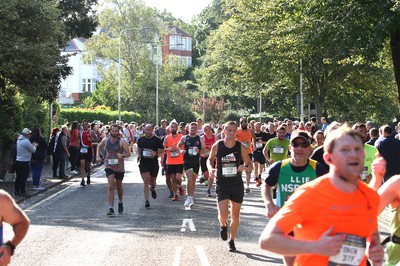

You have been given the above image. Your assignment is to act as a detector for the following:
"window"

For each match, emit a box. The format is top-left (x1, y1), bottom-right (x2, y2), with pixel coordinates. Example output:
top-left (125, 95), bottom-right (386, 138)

top-left (82, 78), bottom-right (96, 92)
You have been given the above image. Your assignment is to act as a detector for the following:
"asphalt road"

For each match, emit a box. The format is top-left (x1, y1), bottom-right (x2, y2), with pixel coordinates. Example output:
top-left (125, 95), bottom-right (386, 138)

top-left (4, 156), bottom-right (283, 266)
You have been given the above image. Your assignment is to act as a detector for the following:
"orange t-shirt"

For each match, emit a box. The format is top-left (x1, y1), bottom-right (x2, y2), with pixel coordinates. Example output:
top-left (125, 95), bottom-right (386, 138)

top-left (236, 128), bottom-right (253, 154)
top-left (274, 176), bottom-right (379, 266)
top-left (164, 134), bottom-right (183, 165)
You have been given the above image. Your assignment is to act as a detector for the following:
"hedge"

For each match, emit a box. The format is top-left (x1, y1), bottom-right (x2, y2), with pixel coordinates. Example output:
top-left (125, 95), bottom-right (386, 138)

top-left (59, 108), bottom-right (141, 125)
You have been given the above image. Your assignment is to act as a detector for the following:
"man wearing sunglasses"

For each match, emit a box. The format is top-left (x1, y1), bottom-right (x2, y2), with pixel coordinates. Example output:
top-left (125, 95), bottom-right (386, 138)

top-left (261, 131), bottom-right (328, 265)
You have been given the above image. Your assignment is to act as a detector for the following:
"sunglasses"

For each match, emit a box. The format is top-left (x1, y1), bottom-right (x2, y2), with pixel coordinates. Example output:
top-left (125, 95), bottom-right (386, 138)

top-left (291, 142), bottom-right (309, 148)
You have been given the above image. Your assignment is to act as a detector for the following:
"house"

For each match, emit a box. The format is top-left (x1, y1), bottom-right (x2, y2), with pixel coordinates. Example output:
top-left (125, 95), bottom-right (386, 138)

top-left (162, 25), bottom-right (192, 67)
top-left (58, 25), bottom-right (192, 105)
top-left (59, 37), bottom-right (99, 105)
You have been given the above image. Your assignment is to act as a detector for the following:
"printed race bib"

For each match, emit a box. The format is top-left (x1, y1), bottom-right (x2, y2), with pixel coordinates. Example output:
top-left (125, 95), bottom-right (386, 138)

top-left (108, 159), bottom-right (118, 165)
top-left (222, 162), bottom-right (237, 177)
top-left (80, 147), bottom-right (88, 154)
top-left (143, 148), bottom-right (153, 158)
top-left (188, 146), bottom-right (198, 155)
top-left (273, 146), bottom-right (284, 154)
top-left (328, 234), bottom-right (366, 266)
top-left (170, 150), bottom-right (180, 158)
top-left (256, 142), bottom-right (263, 149)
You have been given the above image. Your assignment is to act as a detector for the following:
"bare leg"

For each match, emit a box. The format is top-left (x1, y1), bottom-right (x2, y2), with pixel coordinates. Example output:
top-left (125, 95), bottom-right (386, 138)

top-left (141, 172), bottom-right (151, 200)
top-left (115, 179), bottom-right (123, 202)
top-left (230, 201), bottom-right (242, 240)
top-left (107, 175), bottom-right (115, 207)
top-left (217, 199), bottom-right (229, 227)
top-left (186, 170), bottom-right (197, 197)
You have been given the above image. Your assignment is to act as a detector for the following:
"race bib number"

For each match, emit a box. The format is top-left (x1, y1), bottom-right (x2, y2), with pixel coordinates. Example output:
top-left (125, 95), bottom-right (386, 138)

top-left (242, 141), bottom-right (249, 148)
top-left (188, 146), bottom-right (198, 155)
top-left (108, 159), bottom-right (118, 165)
top-left (222, 162), bottom-right (237, 177)
top-left (80, 147), bottom-right (88, 154)
top-left (328, 234), bottom-right (366, 266)
top-left (273, 146), bottom-right (284, 154)
top-left (256, 142), bottom-right (263, 149)
top-left (143, 148), bottom-right (153, 158)
top-left (170, 150), bottom-right (180, 158)
top-left (360, 167), bottom-right (369, 182)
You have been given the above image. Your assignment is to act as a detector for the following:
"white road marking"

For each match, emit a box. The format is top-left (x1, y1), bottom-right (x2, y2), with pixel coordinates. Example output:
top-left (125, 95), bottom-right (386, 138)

top-left (173, 246), bottom-right (183, 266)
top-left (195, 245), bottom-right (210, 266)
top-left (180, 218), bottom-right (197, 232)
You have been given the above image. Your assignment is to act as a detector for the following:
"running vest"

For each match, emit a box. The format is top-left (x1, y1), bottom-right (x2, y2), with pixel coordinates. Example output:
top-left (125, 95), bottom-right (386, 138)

top-left (237, 128), bottom-right (253, 154)
top-left (183, 135), bottom-right (201, 163)
top-left (216, 140), bottom-right (242, 185)
top-left (204, 134), bottom-right (216, 157)
top-left (80, 129), bottom-right (92, 147)
top-left (165, 134), bottom-right (183, 165)
top-left (386, 206), bottom-right (400, 265)
top-left (276, 159), bottom-right (317, 207)
top-left (104, 137), bottom-right (124, 172)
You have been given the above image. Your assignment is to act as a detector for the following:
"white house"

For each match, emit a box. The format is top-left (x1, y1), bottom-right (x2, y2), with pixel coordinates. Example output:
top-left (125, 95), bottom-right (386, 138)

top-left (59, 37), bottom-right (99, 104)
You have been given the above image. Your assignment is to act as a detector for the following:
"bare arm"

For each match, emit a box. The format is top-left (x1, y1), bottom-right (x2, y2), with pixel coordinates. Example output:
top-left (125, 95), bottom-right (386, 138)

top-left (96, 138), bottom-right (107, 161)
top-left (207, 142), bottom-right (218, 178)
top-left (261, 182), bottom-right (280, 218)
top-left (120, 139), bottom-right (131, 158)
top-left (238, 144), bottom-right (253, 172)
top-left (0, 190), bottom-right (30, 264)
top-left (377, 175), bottom-right (400, 213)
top-left (259, 222), bottom-right (345, 257)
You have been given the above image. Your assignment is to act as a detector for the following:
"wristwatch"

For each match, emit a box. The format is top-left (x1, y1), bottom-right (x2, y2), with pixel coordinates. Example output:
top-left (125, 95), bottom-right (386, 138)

top-left (5, 241), bottom-right (15, 256)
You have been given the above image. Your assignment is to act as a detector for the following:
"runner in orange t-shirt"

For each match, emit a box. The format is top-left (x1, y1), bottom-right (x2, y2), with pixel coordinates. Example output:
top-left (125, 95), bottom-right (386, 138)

top-left (259, 125), bottom-right (384, 266)
top-left (236, 117), bottom-right (256, 193)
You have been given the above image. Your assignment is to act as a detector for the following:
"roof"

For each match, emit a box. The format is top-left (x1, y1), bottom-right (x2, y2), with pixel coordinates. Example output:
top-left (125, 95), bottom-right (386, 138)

top-left (167, 25), bottom-right (191, 38)
top-left (62, 38), bottom-right (87, 52)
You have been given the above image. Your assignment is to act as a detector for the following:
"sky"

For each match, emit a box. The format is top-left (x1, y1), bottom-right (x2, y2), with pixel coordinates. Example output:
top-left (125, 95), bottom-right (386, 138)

top-left (143, 0), bottom-right (212, 22)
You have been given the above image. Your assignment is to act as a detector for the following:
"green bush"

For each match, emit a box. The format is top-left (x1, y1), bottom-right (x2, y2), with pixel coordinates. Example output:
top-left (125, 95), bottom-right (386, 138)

top-left (59, 108), bottom-right (141, 125)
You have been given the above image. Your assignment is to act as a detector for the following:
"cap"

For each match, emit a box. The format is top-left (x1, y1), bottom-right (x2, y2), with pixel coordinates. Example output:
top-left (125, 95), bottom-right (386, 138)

top-left (290, 131), bottom-right (312, 145)
top-left (22, 128), bottom-right (31, 134)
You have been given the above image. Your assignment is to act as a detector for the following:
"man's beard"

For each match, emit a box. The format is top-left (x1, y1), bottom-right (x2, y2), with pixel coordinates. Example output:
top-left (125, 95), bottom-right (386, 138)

top-left (241, 125), bottom-right (247, 130)
top-left (171, 129), bottom-right (177, 135)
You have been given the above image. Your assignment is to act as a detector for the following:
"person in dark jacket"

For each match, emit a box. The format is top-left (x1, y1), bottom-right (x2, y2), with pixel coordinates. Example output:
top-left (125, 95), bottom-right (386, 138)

top-left (30, 127), bottom-right (48, 190)
top-left (54, 125), bottom-right (70, 178)
top-left (49, 127), bottom-right (60, 178)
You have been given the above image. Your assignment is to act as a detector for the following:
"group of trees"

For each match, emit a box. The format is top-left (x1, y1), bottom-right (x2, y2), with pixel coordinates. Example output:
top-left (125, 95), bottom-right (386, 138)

top-left (0, 0), bottom-right (97, 176)
top-left (193, 0), bottom-right (400, 125)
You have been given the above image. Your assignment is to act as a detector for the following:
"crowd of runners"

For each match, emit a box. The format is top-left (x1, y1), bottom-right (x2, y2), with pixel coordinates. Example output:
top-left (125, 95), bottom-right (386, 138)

top-left (3, 116), bottom-right (400, 265)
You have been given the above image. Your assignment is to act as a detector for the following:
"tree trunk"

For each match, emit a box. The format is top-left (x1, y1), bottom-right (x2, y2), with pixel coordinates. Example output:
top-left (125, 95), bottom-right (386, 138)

top-left (390, 28), bottom-right (400, 104)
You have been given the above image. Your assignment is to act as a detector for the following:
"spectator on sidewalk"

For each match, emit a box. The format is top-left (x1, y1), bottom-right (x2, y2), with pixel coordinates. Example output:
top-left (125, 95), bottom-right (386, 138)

top-left (15, 128), bottom-right (37, 196)
top-left (30, 127), bottom-right (48, 190)
top-left (68, 121), bottom-right (80, 174)
top-left (54, 125), bottom-right (70, 178)
top-left (48, 127), bottom-right (60, 178)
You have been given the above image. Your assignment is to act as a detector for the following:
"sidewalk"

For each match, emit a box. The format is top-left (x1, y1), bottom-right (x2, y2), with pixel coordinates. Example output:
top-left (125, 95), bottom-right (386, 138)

top-left (0, 160), bottom-right (103, 204)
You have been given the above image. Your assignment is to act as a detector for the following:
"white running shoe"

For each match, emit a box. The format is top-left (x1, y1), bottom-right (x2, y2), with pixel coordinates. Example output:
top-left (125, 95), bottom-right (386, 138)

top-left (184, 198), bottom-right (191, 208)
top-left (189, 198), bottom-right (195, 207)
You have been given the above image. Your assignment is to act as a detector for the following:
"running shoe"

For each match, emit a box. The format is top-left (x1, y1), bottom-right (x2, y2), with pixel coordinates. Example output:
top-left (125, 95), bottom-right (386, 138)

top-left (206, 189), bottom-right (211, 197)
top-left (220, 225), bottom-right (228, 241)
top-left (204, 180), bottom-right (208, 186)
top-left (184, 198), bottom-right (191, 208)
top-left (118, 202), bottom-right (124, 214)
top-left (179, 186), bottom-right (184, 196)
top-left (228, 239), bottom-right (236, 252)
top-left (107, 208), bottom-right (115, 216)
top-left (145, 200), bottom-right (150, 208)
top-left (256, 177), bottom-right (262, 187)
top-left (172, 195), bottom-right (179, 201)
top-left (80, 179), bottom-right (86, 186)
top-left (87, 175), bottom-right (91, 185)
top-left (245, 188), bottom-right (250, 193)
top-left (150, 187), bottom-right (157, 199)
top-left (168, 191), bottom-right (174, 198)
top-left (189, 198), bottom-right (195, 207)
top-left (199, 177), bottom-right (206, 184)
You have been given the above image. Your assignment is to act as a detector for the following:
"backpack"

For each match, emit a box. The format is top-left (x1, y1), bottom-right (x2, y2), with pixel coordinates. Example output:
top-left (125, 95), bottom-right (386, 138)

top-left (47, 136), bottom-right (56, 155)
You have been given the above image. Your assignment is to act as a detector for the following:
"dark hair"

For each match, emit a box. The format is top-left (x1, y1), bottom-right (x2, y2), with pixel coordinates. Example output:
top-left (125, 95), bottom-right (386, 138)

top-left (71, 121), bottom-right (79, 130)
top-left (32, 126), bottom-right (41, 137)
top-left (50, 127), bottom-right (60, 137)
